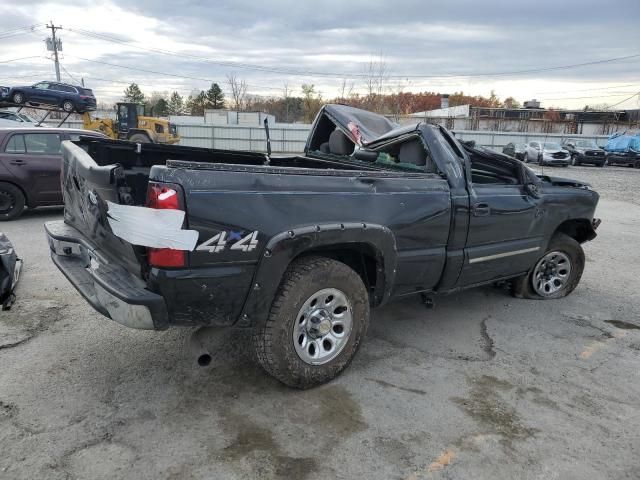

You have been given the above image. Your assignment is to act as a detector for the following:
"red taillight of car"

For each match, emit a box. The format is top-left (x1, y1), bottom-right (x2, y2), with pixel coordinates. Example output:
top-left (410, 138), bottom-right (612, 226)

top-left (146, 183), bottom-right (186, 268)
top-left (79, 95), bottom-right (93, 100)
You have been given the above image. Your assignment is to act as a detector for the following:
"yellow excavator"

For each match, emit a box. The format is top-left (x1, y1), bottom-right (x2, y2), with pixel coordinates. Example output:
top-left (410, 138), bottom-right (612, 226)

top-left (82, 102), bottom-right (180, 144)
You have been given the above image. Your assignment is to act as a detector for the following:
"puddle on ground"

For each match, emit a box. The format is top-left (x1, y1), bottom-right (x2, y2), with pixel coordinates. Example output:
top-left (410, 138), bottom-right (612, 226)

top-left (605, 320), bottom-right (640, 330)
top-left (452, 376), bottom-right (537, 450)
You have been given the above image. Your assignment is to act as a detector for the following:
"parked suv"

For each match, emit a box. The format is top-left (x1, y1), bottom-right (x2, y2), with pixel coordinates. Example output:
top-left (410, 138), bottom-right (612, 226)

top-left (561, 138), bottom-right (606, 167)
top-left (523, 141), bottom-right (570, 166)
top-left (3, 82), bottom-right (97, 113)
top-left (0, 127), bottom-right (105, 220)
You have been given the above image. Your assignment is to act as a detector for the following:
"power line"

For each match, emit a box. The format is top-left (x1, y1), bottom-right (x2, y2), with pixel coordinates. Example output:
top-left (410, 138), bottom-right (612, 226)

top-left (608, 91), bottom-right (640, 108)
top-left (535, 83), bottom-right (640, 95)
top-left (66, 55), bottom-right (292, 92)
top-left (67, 26), bottom-right (640, 79)
top-left (0, 24), bottom-right (44, 40)
top-left (59, 63), bottom-right (80, 84)
top-left (539, 92), bottom-right (640, 101)
top-left (0, 55), bottom-right (44, 64)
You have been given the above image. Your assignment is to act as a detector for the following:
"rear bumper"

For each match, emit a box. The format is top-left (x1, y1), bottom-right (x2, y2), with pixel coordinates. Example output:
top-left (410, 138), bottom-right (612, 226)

top-left (45, 220), bottom-right (168, 330)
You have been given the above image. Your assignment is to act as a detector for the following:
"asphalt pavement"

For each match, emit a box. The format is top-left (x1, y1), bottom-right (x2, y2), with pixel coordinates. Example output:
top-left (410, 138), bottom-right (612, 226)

top-left (1, 164), bottom-right (639, 479)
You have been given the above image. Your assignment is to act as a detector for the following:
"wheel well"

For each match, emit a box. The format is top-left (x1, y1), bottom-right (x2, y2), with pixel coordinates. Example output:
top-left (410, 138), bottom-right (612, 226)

top-left (554, 219), bottom-right (596, 244)
top-left (296, 243), bottom-right (381, 304)
top-left (0, 180), bottom-right (29, 206)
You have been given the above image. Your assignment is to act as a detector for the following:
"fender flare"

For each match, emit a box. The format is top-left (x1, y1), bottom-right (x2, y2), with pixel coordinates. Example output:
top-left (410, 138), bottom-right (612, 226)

top-left (237, 222), bottom-right (397, 327)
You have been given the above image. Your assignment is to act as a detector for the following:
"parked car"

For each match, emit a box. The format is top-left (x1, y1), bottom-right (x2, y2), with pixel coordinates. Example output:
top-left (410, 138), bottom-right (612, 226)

top-left (604, 132), bottom-right (640, 168)
top-left (0, 127), bottom-right (106, 220)
top-left (523, 141), bottom-right (570, 166)
top-left (2, 81), bottom-right (97, 113)
top-left (561, 138), bottom-right (606, 167)
top-left (0, 110), bottom-right (41, 125)
top-left (46, 104), bottom-right (600, 388)
top-left (502, 142), bottom-right (527, 160)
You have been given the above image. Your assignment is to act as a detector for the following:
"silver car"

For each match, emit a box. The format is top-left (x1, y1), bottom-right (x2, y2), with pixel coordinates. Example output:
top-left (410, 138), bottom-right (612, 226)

top-left (523, 141), bottom-right (570, 167)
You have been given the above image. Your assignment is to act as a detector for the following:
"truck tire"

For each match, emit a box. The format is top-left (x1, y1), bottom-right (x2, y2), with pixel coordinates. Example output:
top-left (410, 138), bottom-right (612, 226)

top-left (128, 133), bottom-right (151, 143)
top-left (511, 233), bottom-right (584, 300)
top-left (253, 256), bottom-right (369, 389)
top-left (0, 182), bottom-right (26, 221)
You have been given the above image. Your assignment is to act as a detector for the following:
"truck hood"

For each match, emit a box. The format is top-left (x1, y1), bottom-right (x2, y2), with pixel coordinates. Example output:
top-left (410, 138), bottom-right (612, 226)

top-left (305, 104), bottom-right (398, 154)
top-left (537, 174), bottom-right (591, 189)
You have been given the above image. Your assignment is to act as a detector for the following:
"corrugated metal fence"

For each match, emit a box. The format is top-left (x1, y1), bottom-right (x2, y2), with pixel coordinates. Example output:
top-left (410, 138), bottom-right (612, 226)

top-left (61, 119), bottom-right (610, 153)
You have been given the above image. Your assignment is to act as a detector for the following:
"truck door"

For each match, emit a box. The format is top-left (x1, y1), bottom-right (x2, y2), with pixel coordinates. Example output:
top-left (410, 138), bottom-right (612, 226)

top-left (457, 152), bottom-right (545, 286)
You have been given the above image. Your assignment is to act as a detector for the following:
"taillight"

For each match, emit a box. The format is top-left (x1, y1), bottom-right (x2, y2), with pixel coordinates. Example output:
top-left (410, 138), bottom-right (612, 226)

top-left (146, 183), bottom-right (186, 268)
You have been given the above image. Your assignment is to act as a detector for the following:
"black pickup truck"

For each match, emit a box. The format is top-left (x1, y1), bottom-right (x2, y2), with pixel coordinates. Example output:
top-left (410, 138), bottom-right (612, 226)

top-left (45, 105), bottom-right (600, 388)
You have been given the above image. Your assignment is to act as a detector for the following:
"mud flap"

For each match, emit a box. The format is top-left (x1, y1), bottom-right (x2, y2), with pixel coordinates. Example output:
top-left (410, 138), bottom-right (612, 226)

top-left (0, 233), bottom-right (22, 310)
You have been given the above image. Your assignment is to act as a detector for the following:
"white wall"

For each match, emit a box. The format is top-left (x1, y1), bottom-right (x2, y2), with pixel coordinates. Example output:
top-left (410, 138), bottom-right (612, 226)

top-left (59, 119), bottom-right (610, 153)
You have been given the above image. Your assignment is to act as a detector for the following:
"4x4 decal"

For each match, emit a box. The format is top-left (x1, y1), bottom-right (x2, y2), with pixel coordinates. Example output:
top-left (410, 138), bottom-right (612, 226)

top-left (196, 231), bottom-right (259, 253)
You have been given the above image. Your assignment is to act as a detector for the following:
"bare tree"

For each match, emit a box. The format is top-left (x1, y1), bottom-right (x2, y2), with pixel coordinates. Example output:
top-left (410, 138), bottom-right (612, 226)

top-left (226, 74), bottom-right (248, 111)
top-left (338, 78), bottom-right (355, 103)
top-left (363, 55), bottom-right (388, 112)
top-left (283, 83), bottom-right (290, 123)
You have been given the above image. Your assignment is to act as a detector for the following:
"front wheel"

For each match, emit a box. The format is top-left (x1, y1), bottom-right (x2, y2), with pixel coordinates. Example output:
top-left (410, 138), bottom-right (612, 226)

top-left (253, 256), bottom-right (370, 388)
top-left (571, 155), bottom-right (580, 166)
top-left (512, 233), bottom-right (585, 300)
top-left (11, 92), bottom-right (24, 104)
top-left (128, 133), bottom-right (151, 143)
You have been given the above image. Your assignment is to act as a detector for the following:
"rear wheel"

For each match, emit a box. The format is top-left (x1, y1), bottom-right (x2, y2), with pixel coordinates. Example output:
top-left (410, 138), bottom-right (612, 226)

top-left (512, 233), bottom-right (584, 300)
top-left (253, 256), bottom-right (370, 388)
top-left (0, 182), bottom-right (26, 221)
top-left (62, 100), bottom-right (75, 112)
top-left (128, 133), bottom-right (151, 143)
top-left (11, 92), bottom-right (24, 104)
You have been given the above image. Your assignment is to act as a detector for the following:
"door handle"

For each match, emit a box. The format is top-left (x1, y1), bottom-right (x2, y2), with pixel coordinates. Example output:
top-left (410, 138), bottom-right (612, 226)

top-left (9, 160), bottom-right (26, 165)
top-left (473, 202), bottom-right (491, 217)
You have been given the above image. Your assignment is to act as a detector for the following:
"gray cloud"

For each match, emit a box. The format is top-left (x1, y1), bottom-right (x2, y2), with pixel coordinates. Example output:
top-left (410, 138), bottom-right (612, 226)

top-left (1, 0), bottom-right (639, 106)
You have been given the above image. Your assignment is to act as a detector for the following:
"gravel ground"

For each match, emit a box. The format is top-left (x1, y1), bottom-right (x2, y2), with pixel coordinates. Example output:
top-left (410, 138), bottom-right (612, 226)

top-left (1, 164), bottom-right (639, 480)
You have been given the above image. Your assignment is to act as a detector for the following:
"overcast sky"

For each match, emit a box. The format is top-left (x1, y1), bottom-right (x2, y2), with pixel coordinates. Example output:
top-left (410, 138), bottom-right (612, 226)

top-left (1, 0), bottom-right (639, 110)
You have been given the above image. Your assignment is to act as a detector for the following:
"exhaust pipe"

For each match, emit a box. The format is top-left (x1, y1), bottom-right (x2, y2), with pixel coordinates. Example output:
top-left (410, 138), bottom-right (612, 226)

top-left (189, 327), bottom-right (219, 367)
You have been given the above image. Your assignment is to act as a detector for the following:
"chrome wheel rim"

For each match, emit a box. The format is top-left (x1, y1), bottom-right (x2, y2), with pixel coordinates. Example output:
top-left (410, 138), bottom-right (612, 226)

top-left (63, 101), bottom-right (73, 112)
top-left (293, 288), bottom-right (353, 365)
top-left (532, 251), bottom-right (572, 296)
top-left (13, 93), bottom-right (23, 103)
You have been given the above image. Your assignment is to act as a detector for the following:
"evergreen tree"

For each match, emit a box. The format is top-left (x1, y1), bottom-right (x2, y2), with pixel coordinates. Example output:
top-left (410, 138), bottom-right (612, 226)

top-left (154, 97), bottom-right (169, 117)
top-left (191, 91), bottom-right (208, 115)
top-left (167, 91), bottom-right (184, 115)
top-left (206, 83), bottom-right (225, 109)
top-left (123, 83), bottom-right (145, 104)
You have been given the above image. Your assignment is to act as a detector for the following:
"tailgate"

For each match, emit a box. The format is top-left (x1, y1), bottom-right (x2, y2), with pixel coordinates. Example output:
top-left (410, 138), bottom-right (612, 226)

top-left (60, 140), bottom-right (144, 275)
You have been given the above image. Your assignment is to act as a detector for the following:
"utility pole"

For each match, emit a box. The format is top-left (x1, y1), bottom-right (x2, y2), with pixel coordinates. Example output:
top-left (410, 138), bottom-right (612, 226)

top-left (46, 21), bottom-right (62, 82)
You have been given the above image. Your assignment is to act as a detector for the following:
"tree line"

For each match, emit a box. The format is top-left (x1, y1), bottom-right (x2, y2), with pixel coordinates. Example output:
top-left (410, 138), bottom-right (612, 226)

top-left (122, 82), bottom-right (225, 117)
top-left (121, 78), bottom-right (523, 122)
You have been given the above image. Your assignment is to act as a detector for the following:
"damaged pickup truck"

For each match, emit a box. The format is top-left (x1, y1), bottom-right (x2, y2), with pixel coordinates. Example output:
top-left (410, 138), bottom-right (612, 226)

top-left (45, 105), bottom-right (600, 388)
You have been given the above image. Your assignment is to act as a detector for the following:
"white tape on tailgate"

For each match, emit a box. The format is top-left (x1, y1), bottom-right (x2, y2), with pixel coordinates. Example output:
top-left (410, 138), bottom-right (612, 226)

top-left (106, 201), bottom-right (199, 251)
